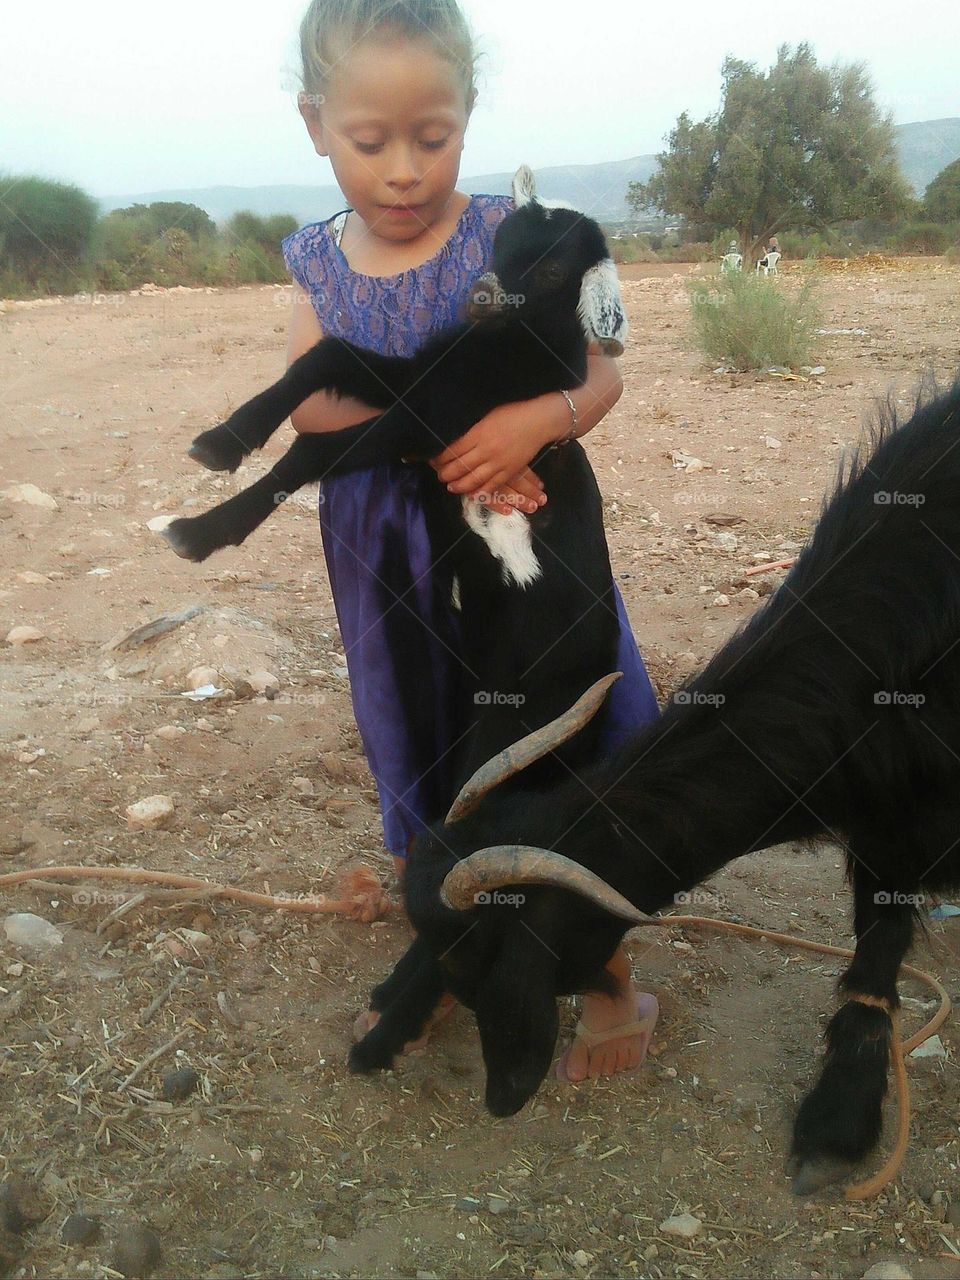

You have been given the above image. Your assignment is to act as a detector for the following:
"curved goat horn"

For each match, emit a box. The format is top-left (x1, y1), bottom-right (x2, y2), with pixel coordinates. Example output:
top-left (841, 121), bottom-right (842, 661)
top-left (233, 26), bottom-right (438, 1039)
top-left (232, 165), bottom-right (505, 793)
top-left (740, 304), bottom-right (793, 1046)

top-left (445, 672), bottom-right (623, 825)
top-left (440, 845), bottom-right (658, 926)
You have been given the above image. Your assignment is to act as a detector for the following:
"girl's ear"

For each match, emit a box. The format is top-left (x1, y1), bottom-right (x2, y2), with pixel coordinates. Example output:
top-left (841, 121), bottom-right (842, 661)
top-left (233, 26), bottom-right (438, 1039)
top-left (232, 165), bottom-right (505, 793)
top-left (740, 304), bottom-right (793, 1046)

top-left (298, 96), bottom-right (329, 157)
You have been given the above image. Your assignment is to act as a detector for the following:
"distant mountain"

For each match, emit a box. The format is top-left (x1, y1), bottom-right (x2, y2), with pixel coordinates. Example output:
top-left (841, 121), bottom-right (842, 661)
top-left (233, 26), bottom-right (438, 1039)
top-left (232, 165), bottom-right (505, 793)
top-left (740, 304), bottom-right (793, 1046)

top-left (97, 155), bottom-right (660, 229)
top-left (97, 117), bottom-right (960, 227)
top-left (895, 119), bottom-right (960, 195)
top-left (461, 156), bottom-right (660, 222)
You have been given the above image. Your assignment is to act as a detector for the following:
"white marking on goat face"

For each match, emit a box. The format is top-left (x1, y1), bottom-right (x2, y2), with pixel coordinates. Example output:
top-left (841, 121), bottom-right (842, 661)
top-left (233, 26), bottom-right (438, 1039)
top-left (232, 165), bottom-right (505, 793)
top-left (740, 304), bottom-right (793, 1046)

top-left (462, 498), bottom-right (542, 588)
top-left (512, 164), bottom-right (538, 208)
top-left (578, 259), bottom-right (629, 356)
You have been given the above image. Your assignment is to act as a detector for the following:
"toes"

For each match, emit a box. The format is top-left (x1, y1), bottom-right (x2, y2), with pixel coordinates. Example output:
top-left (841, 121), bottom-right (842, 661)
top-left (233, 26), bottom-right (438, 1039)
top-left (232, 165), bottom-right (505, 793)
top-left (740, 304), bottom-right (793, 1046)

top-left (556, 1040), bottom-right (588, 1082)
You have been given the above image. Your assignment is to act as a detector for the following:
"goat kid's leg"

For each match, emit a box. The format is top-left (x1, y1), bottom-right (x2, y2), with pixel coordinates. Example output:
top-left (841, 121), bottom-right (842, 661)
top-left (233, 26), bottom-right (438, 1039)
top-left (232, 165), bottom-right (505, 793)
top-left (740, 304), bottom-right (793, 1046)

top-left (188, 338), bottom-right (405, 473)
top-left (163, 431), bottom-right (327, 561)
top-left (349, 939), bottom-right (448, 1074)
top-left (165, 404), bottom-right (453, 561)
top-left (788, 866), bottom-right (914, 1195)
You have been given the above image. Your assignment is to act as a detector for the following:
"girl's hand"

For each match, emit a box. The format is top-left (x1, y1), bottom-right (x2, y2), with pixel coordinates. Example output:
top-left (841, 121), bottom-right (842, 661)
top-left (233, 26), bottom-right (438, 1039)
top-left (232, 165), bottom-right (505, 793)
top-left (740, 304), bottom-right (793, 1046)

top-left (430, 398), bottom-right (566, 514)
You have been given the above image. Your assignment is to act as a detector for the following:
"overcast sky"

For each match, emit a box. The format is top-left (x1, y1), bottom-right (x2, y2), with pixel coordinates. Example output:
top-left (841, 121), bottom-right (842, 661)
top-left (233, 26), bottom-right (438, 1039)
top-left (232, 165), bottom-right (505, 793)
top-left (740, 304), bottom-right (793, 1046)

top-left (2, 0), bottom-right (957, 198)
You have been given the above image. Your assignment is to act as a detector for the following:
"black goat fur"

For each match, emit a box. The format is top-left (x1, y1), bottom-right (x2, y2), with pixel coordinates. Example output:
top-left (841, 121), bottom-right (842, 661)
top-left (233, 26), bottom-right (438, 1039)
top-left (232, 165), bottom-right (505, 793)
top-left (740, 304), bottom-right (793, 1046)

top-left (353, 378), bottom-right (960, 1195)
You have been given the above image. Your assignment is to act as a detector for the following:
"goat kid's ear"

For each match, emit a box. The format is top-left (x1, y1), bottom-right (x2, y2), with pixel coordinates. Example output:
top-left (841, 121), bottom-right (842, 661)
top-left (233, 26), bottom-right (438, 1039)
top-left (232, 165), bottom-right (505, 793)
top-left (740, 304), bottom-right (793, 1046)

top-left (512, 164), bottom-right (538, 207)
top-left (578, 259), bottom-right (629, 357)
top-left (473, 925), bottom-right (559, 1118)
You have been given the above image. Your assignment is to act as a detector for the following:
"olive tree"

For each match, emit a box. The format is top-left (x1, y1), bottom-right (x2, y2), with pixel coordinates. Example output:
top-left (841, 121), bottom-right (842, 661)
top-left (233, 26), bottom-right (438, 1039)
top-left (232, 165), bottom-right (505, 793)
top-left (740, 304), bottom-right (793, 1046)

top-left (632, 44), bottom-right (911, 265)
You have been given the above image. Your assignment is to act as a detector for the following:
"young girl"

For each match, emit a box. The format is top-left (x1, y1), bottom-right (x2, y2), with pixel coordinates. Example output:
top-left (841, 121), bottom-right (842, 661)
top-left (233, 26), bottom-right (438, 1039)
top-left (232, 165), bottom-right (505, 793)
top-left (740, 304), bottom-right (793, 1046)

top-left (283, 0), bottom-right (660, 1083)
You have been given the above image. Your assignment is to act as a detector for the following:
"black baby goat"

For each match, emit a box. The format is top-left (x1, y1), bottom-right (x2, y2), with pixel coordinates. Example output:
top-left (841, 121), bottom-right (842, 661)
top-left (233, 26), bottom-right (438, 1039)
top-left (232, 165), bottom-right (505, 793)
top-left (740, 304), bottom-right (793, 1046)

top-left (353, 379), bottom-right (960, 1197)
top-left (163, 165), bottom-right (628, 786)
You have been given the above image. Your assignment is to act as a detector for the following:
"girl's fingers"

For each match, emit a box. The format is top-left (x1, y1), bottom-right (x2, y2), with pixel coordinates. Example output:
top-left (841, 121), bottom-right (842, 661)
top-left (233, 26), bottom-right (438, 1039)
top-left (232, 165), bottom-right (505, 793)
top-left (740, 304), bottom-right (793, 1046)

top-left (478, 485), bottom-right (538, 517)
top-left (435, 450), bottom-right (483, 484)
top-left (431, 430), bottom-right (481, 469)
top-left (447, 463), bottom-right (499, 494)
top-left (508, 468), bottom-right (546, 505)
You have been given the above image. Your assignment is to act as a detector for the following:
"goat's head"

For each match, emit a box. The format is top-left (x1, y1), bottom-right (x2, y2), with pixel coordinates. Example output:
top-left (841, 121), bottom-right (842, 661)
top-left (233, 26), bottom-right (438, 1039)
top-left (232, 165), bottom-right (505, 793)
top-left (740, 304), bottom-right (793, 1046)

top-left (405, 675), bottom-right (656, 1116)
top-left (467, 165), bottom-right (628, 357)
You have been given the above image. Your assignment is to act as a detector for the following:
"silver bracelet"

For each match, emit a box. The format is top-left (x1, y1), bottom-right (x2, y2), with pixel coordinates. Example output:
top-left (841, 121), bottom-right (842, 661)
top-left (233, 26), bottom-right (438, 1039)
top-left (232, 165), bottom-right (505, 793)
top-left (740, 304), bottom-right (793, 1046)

top-left (556, 390), bottom-right (578, 447)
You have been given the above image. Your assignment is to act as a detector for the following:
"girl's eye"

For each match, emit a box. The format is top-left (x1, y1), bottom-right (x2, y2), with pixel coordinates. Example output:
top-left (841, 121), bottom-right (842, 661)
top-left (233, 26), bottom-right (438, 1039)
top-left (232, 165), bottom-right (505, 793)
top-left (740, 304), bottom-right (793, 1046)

top-left (422, 137), bottom-right (450, 151)
top-left (354, 142), bottom-right (383, 155)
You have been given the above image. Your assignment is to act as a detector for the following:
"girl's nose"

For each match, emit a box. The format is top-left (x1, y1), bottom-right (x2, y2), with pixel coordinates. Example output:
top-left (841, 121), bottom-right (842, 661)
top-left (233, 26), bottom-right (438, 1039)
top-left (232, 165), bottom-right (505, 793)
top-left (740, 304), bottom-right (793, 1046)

top-left (386, 143), bottom-right (421, 190)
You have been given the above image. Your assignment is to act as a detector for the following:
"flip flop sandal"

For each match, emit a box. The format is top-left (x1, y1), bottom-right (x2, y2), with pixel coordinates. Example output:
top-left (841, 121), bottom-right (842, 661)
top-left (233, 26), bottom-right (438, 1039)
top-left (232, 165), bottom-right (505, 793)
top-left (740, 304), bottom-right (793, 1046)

top-left (556, 992), bottom-right (659, 1082)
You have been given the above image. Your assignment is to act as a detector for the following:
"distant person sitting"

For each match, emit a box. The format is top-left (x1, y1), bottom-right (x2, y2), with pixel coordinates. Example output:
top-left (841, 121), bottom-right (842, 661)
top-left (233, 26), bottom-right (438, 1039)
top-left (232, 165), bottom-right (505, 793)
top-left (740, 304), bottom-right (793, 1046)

top-left (757, 235), bottom-right (781, 275)
top-left (720, 240), bottom-right (742, 273)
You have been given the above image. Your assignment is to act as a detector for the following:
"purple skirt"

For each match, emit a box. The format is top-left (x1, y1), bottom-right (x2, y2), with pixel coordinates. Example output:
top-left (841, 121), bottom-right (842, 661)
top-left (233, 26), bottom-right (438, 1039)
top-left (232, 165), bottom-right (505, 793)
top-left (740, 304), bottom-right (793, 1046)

top-left (319, 464), bottom-right (660, 856)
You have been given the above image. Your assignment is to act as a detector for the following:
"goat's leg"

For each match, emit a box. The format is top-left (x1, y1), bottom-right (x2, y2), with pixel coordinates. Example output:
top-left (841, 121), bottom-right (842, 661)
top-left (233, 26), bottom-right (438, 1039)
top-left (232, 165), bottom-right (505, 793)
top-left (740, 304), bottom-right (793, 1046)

top-left (788, 858), bottom-right (915, 1195)
top-left (189, 338), bottom-right (409, 473)
top-left (348, 938), bottom-right (448, 1073)
top-left (164, 402), bottom-right (446, 562)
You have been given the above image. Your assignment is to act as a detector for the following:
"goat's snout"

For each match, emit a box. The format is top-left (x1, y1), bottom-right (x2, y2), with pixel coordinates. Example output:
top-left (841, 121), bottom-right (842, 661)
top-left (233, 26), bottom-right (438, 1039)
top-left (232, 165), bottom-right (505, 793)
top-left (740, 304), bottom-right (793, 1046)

top-left (485, 1071), bottom-right (541, 1118)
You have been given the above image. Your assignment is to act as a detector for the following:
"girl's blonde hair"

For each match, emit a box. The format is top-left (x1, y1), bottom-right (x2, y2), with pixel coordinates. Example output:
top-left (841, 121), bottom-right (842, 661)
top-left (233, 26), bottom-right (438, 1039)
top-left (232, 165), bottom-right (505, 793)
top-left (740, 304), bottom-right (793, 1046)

top-left (299, 0), bottom-right (479, 106)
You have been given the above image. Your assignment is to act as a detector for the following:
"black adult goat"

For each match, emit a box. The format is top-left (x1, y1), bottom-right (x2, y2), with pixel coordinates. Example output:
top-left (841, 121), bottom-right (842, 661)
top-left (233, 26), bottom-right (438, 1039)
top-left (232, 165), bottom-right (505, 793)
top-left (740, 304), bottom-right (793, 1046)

top-left (161, 163), bottom-right (630, 815)
top-left (353, 380), bottom-right (960, 1196)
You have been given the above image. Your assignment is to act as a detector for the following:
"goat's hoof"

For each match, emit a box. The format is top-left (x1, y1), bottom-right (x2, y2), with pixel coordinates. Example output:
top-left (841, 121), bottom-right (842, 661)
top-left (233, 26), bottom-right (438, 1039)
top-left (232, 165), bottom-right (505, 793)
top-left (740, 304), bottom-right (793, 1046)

top-left (347, 1038), bottom-right (395, 1075)
top-left (160, 518), bottom-right (213, 563)
top-left (786, 1153), bottom-right (858, 1196)
top-left (188, 429), bottom-right (244, 473)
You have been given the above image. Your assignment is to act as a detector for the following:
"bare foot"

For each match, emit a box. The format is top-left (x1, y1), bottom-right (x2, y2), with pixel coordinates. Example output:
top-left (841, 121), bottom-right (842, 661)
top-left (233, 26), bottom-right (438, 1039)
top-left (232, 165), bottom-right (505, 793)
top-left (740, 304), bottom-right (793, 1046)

top-left (556, 946), bottom-right (659, 1081)
top-left (352, 992), bottom-right (457, 1054)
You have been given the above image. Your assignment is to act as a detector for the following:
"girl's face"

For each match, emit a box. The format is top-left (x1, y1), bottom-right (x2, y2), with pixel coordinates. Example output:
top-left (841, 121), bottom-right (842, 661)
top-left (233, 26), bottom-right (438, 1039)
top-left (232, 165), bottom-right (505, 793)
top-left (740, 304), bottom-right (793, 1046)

top-left (302, 35), bottom-right (473, 243)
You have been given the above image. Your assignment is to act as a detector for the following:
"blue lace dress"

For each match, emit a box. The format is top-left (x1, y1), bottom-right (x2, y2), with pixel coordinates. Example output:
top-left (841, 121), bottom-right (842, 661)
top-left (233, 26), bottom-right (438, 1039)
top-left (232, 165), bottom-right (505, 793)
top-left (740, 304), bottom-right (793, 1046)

top-left (282, 195), bottom-right (659, 855)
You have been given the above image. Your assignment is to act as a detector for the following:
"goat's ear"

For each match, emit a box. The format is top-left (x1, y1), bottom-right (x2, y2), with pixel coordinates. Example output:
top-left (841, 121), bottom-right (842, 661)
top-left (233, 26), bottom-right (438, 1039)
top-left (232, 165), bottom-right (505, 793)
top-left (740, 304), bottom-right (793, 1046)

top-left (473, 923), bottom-right (559, 1117)
top-left (578, 259), bottom-right (629, 357)
top-left (512, 165), bottom-right (538, 207)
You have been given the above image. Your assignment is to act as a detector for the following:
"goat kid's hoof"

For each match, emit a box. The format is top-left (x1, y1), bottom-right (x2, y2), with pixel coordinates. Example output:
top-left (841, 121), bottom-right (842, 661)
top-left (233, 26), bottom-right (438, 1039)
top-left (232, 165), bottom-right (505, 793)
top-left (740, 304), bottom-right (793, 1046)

top-left (160, 518), bottom-right (215, 563)
top-left (188, 428), bottom-right (245, 473)
top-left (786, 1152), bottom-right (859, 1196)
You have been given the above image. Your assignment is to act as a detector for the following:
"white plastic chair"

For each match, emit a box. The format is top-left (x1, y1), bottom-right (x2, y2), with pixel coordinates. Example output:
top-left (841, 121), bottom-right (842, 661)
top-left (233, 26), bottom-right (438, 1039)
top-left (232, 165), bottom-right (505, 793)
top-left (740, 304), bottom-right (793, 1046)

top-left (720, 251), bottom-right (742, 274)
top-left (757, 250), bottom-right (781, 276)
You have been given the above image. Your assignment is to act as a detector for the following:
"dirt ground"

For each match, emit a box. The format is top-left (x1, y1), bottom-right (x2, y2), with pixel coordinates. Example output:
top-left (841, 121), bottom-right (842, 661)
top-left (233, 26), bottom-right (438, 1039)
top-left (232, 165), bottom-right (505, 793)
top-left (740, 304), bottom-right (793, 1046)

top-left (3, 257), bottom-right (960, 1280)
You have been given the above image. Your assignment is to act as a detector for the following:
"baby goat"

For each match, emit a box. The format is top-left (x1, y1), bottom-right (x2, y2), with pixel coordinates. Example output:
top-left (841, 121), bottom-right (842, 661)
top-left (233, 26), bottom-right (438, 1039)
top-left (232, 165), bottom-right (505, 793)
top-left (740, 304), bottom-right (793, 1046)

top-left (163, 165), bottom-right (630, 806)
top-left (353, 379), bottom-right (960, 1197)
top-left (162, 164), bottom-right (625, 572)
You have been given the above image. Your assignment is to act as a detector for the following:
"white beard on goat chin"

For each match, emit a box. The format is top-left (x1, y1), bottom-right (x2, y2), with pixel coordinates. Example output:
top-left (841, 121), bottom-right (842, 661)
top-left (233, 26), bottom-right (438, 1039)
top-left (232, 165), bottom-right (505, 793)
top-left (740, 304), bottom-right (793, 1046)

top-left (462, 498), bottom-right (543, 588)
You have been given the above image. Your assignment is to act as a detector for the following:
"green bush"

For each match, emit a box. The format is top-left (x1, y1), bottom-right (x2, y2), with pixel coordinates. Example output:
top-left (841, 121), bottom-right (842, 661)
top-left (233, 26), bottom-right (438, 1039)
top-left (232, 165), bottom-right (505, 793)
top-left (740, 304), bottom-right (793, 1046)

top-left (925, 159), bottom-right (960, 223)
top-left (111, 200), bottom-right (216, 241)
top-left (688, 269), bottom-right (822, 371)
top-left (0, 174), bottom-right (99, 290)
top-left (659, 241), bottom-right (714, 263)
top-left (889, 222), bottom-right (950, 254)
top-left (608, 236), bottom-right (659, 264)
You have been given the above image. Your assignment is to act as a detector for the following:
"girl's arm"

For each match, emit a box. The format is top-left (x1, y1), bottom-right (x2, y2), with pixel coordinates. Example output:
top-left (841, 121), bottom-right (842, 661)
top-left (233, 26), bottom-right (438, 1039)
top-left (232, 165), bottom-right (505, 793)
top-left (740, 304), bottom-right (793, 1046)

top-left (284, 293), bottom-right (545, 514)
top-left (432, 348), bottom-right (624, 498)
top-left (286, 294), bottom-right (384, 434)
